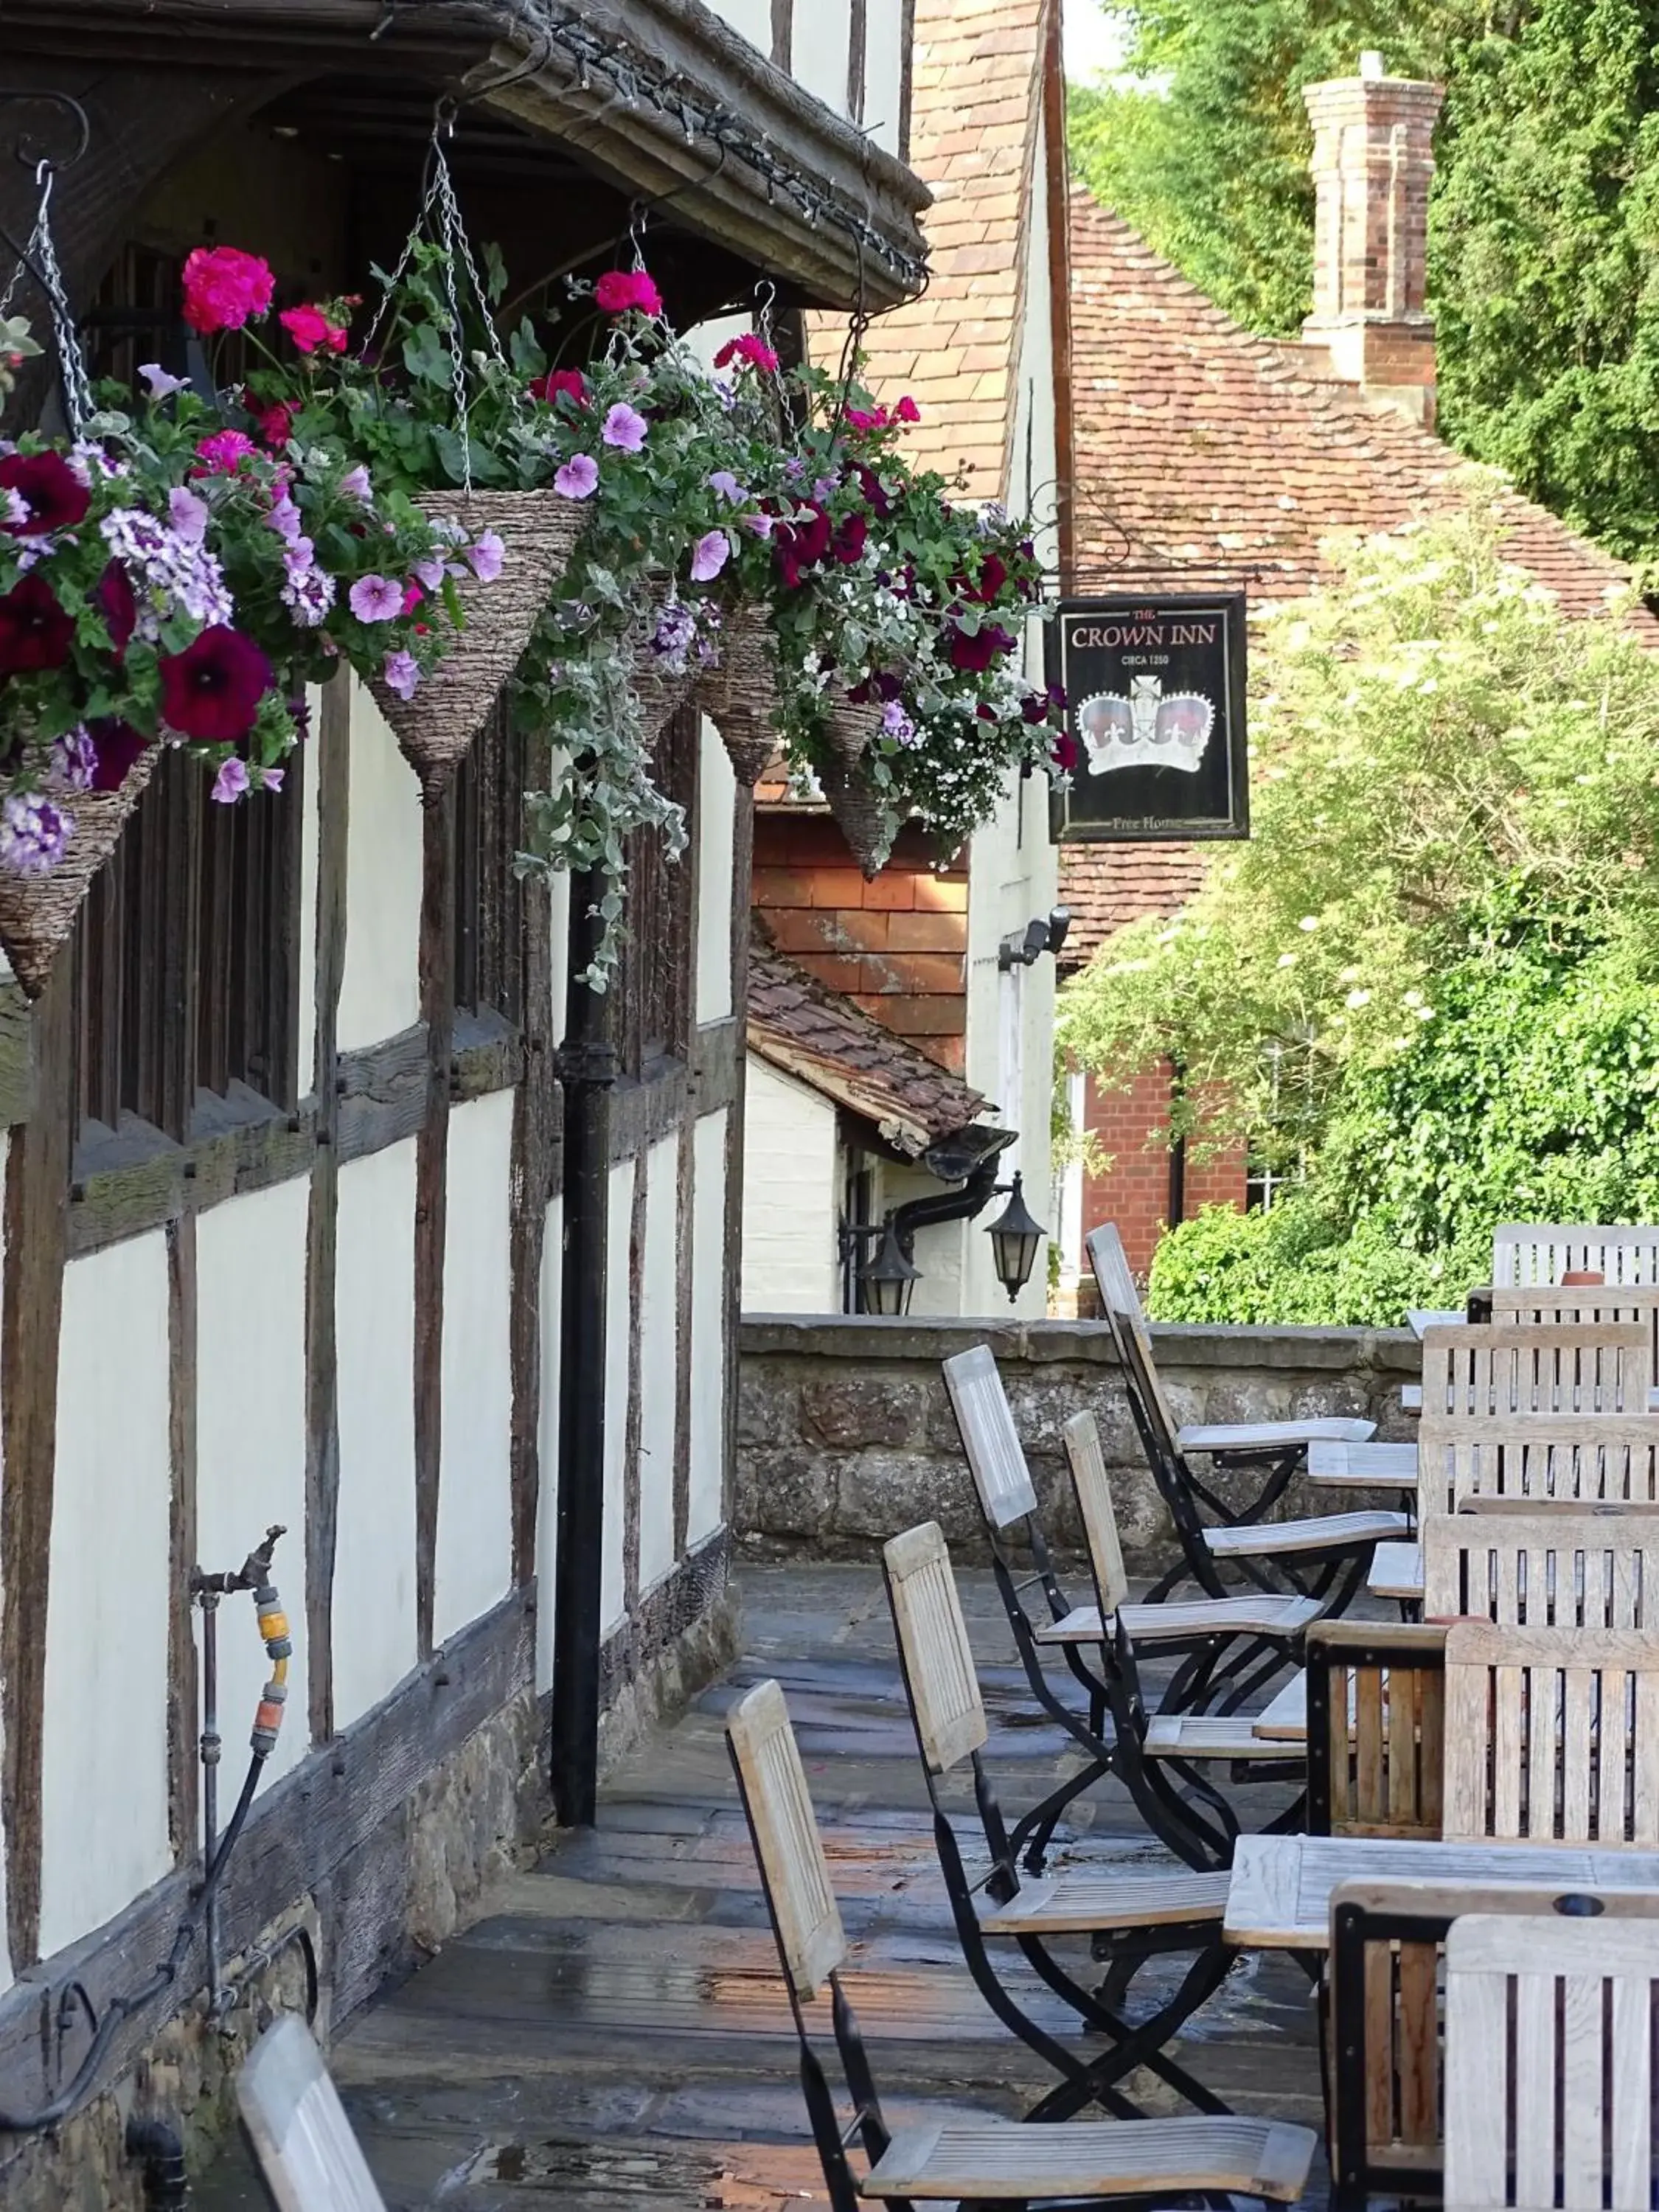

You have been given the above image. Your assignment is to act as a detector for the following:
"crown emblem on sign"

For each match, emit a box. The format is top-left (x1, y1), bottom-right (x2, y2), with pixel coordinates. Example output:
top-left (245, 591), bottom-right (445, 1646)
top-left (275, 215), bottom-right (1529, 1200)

top-left (1077, 675), bottom-right (1215, 776)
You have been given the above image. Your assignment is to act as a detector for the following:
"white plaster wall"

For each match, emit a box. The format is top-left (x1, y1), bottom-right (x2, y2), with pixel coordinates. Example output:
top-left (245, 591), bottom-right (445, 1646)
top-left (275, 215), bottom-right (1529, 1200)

top-left (703, 0), bottom-right (771, 54)
top-left (535, 1189), bottom-right (563, 1696)
top-left (637, 1138), bottom-right (680, 1594)
top-left (39, 1234), bottom-right (172, 1959)
top-left (696, 720), bottom-right (737, 1026)
top-left (195, 1180), bottom-right (310, 1789)
top-left (435, 1093), bottom-right (514, 1648)
top-left (549, 866), bottom-right (571, 1049)
top-left (601, 1158), bottom-right (635, 1635)
top-left (337, 683), bottom-right (422, 1051)
top-left (741, 1057), bottom-right (839, 1310)
top-left (791, 0), bottom-right (854, 116)
top-left (689, 1110), bottom-right (728, 1545)
top-left (864, 0), bottom-right (909, 153)
top-left (333, 1138), bottom-right (418, 1728)
top-left (297, 681), bottom-right (324, 1096)
top-left (684, 313), bottom-right (749, 375)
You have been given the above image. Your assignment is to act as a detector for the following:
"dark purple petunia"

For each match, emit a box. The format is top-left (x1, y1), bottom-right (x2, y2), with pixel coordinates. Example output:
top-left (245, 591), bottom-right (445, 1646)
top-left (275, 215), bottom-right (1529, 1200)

top-left (947, 621), bottom-right (1017, 675)
top-left (95, 558), bottom-right (136, 660)
top-left (86, 717), bottom-right (149, 791)
top-left (158, 626), bottom-right (274, 742)
top-left (0, 451), bottom-right (91, 537)
top-left (832, 512), bottom-right (868, 566)
top-left (0, 573), bottom-right (73, 675)
top-left (855, 464), bottom-right (891, 519)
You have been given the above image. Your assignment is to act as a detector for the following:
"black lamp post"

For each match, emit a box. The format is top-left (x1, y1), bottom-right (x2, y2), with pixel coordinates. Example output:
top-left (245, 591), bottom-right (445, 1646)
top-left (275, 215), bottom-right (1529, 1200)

top-left (984, 1172), bottom-right (1046, 1303)
top-left (858, 1214), bottom-right (922, 1316)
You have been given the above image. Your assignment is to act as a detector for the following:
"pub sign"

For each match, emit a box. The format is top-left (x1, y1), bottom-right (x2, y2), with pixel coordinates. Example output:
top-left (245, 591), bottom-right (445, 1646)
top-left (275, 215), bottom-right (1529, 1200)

top-left (1048, 593), bottom-right (1249, 841)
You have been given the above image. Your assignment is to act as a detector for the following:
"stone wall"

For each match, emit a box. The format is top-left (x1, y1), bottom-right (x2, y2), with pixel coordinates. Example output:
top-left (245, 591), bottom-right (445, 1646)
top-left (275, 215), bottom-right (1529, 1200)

top-left (737, 1315), bottom-right (1420, 1568)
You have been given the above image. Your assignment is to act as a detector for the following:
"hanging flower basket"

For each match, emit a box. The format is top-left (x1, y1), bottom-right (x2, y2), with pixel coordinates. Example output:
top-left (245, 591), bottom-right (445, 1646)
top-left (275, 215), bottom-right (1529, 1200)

top-left (0, 748), bottom-right (158, 997)
top-left (824, 687), bottom-right (883, 768)
top-left (817, 755), bottom-right (891, 880)
top-left (369, 490), bottom-right (584, 799)
top-left (630, 584), bottom-right (702, 736)
top-left (695, 604), bottom-right (779, 785)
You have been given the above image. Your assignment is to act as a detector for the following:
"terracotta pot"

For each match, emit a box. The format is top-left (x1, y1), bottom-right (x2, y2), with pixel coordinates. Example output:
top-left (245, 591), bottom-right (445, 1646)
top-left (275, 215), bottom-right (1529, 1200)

top-left (0, 746), bottom-right (159, 996)
top-left (1560, 1270), bottom-right (1606, 1287)
top-left (368, 489), bottom-right (584, 801)
top-left (695, 605), bottom-right (779, 785)
top-left (817, 755), bottom-right (891, 879)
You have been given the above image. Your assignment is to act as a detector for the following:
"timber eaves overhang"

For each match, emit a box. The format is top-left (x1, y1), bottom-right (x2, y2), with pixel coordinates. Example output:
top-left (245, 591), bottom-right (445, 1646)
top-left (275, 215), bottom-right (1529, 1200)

top-left (5, 0), bottom-right (932, 313)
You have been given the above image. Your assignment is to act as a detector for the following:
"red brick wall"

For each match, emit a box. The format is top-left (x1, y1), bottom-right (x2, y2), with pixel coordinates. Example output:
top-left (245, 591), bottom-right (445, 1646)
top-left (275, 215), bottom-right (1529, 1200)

top-left (1079, 1061), bottom-right (1248, 1279)
top-left (752, 814), bottom-right (970, 1074)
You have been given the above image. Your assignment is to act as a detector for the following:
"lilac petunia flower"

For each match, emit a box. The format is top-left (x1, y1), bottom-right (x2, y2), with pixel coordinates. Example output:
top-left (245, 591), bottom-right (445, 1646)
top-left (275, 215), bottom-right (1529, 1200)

top-left (212, 757), bottom-right (249, 804)
top-left (882, 699), bottom-right (917, 747)
top-left (170, 487), bottom-right (209, 543)
top-left (339, 464), bottom-right (373, 504)
top-left (689, 529), bottom-right (731, 584)
top-left (261, 767), bottom-right (285, 793)
top-left (707, 470), bottom-right (745, 505)
top-left (282, 536), bottom-right (316, 578)
top-left (742, 512), bottom-right (774, 540)
top-left (465, 530), bottom-right (506, 583)
top-left (382, 648), bottom-right (421, 700)
top-left (348, 574), bottom-right (403, 622)
top-left (0, 792), bottom-right (73, 874)
top-left (265, 493), bottom-right (304, 543)
top-left (602, 403), bottom-right (648, 453)
top-left (139, 363), bottom-right (187, 400)
top-left (554, 453), bottom-right (599, 500)
top-left (412, 554), bottom-right (448, 592)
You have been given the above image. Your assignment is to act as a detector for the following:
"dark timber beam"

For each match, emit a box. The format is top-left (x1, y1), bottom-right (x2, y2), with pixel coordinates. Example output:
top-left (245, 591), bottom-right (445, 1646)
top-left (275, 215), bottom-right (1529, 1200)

top-left (414, 792), bottom-right (456, 1660)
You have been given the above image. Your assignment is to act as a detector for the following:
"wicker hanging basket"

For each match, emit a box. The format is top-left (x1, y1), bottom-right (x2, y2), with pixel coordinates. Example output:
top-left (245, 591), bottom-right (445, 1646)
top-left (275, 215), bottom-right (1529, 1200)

top-left (824, 688), bottom-right (883, 768)
top-left (629, 583), bottom-right (702, 736)
top-left (369, 489), bottom-right (583, 801)
top-left (0, 747), bottom-right (159, 997)
top-left (817, 756), bottom-right (891, 880)
top-left (695, 605), bottom-right (779, 786)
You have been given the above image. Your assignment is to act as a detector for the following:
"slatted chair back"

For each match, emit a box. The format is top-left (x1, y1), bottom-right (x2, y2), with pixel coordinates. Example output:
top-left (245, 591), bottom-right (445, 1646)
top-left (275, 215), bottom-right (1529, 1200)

top-left (943, 1343), bottom-right (1040, 1531)
top-left (1444, 1909), bottom-right (1659, 2212)
top-left (1443, 1621), bottom-right (1659, 1847)
top-left (1305, 1622), bottom-right (1446, 1843)
top-left (1060, 1409), bottom-right (1130, 1619)
top-left (1422, 1413), bottom-right (1659, 1516)
top-left (1417, 1323), bottom-right (1651, 1470)
top-left (883, 1522), bottom-right (990, 1775)
top-left (237, 2017), bottom-right (388, 2212)
top-left (1425, 1506), bottom-right (1659, 1627)
top-left (727, 1678), bottom-right (848, 1999)
top-left (1492, 1220), bottom-right (1659, 1288)
top-left (1492, 1282), bottom-right (1659, 1377)
top-left (1085, 1224), bottom-right (1181, 1450)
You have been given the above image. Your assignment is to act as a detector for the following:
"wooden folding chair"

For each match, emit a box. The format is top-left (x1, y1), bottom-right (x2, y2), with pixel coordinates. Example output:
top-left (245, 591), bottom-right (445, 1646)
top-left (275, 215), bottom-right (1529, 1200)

top-left (1304, 1621), bottom-right (1446, 1843)
top-left (1492, 1281), bottom-right (1659, 1382)
top-left (1443, 1620), bottom-right (1659, 1846)
top-left (882, 1520), bottom-right (1237, 2121)
top-left (726, 1677), bottom-right (1319, 2209)
top-left (1326, 1881), bottom-right (1659, 2212)
top-left (944, 1347), bottom-right (1305, 1875)
top-left (1491, 1220), bottom-right (1659, 1288)
top-left (1445, 1905), bottom-right (1659, 2212)
top-left (1425, 1503), bottom-right (1659, 1627)
top-left (237, 2015), bottom-right (386, 2212)
top-left (1423, 1413), bottom-right (1659, 1516)
top-left (1418, 1321), bottom-right (1650, 1434)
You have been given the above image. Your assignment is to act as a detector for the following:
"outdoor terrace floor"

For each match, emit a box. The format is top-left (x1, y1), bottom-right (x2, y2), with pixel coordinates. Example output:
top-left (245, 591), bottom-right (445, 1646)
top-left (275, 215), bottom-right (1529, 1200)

top-left (199, 1562), bottom-right (1326, 2209)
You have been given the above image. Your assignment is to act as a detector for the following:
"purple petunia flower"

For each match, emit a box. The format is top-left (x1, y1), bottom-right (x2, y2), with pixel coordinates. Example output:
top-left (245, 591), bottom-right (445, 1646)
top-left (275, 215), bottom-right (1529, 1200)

top-left (261, 766), bottom-right (285, 793)
top-left (170, 487), bottom-right (209, 543)
top-left (465, 530), bottom-right (505, 583)
top-left (882, 699), bottom-right (917, 748)
top-left (0, 792), bottom-right (73, 874)
top-left (140, 362), bottom-right (188, 400)
top-left (348, 574), bottom-right (403, 622)
top-left (49, 728), bottom-right (98, 792)
top-left (282, 565), bottom-right (336, 628)
top-left (265, 493), bottom-right (304, 543)
top-left (742, 512), bottom-right (775, 540)
top-left (554, 453), bottom-right (599, 500)
top-left (689, 529), bottom-right (731, 584)
top-left (383, 648), bottom-right (421, 700)
top-left (339, 464), bottom-right (373, 504)
top-left (602, 403), bottom-right (648, 453)
top-left (707, 470), bottom-right (745, 505)
top-left (412, 554), bottom-right (447, 591)
top-left (212, 757), bottom-right (250, 804)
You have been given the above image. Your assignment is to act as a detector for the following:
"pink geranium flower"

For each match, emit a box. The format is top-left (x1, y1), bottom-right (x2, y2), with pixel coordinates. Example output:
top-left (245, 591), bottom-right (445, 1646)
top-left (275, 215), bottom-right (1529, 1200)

top-left (348, 574), bottom-right (403, 622)
top-left (594, 269), bottom-right (663, 316)
top-left (193, 428), bottom-right (257, 476)
top-left (279, 304), bottom-right (348, 355)
top-left (181, 246), bottom-right (275, 335)
top-left (529, 369), bottom-right (587, 406)
top-left (602, 403), bottom-right (648, 453)
top-left (554, 453), bottom-right (599, 500)
top-left (893, 395), bottom-right (921, 423)
top-left (713, 333), bottom-right (779, 375)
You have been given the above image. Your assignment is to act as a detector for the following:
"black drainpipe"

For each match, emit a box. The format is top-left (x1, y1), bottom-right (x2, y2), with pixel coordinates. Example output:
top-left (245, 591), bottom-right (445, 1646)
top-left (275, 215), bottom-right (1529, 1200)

top-left (551, 866), bottom-right (616, 1828)
top-left (1167, 1057), bottom-right (1187, 1231)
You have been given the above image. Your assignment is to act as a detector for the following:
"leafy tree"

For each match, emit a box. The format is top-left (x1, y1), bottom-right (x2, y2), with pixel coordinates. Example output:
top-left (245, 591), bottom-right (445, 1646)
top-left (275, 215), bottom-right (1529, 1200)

top-left (1068, 0), bottom-right (1659, 562)
top-left (1057, 486), bottom-right (1659, 1321)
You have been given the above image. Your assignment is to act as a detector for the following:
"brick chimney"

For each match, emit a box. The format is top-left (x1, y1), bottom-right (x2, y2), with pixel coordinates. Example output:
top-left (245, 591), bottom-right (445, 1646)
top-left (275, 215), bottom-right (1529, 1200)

top-left (1301, 52), bottom-right (1444, 426)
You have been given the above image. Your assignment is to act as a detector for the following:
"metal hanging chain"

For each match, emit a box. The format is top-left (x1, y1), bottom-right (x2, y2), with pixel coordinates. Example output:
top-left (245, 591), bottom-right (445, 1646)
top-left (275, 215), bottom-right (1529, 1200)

top-left (1, 163), bottom-right (92, 432)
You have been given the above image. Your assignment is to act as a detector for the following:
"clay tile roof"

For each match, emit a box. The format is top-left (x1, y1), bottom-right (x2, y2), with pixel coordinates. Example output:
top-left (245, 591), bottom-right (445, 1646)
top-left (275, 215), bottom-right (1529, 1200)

top-left (748, 935), bottom-right (990, 1155)
top-left (1059, 191), bottom-right (1659, 967)
top-left (813, 0), bottom-right (1051, 501)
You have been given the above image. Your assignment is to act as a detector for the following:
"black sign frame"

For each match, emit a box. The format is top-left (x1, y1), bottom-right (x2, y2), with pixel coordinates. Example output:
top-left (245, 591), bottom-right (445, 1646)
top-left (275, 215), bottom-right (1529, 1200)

top-left (1047, 592), bottom-right (1249, 843)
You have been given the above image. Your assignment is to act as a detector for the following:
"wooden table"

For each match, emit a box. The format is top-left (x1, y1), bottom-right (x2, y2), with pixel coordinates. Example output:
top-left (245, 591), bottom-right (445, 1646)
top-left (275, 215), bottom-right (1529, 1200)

top-left (1368, 1540), bottom-right (1424, 1603)
top-left (1306, 1439), bottom-right (1419, 1490)
top-left (1224, 1832), bottom-right (1659, 1950)
top-left (1408, 1310), bottom-right (1465, 1341)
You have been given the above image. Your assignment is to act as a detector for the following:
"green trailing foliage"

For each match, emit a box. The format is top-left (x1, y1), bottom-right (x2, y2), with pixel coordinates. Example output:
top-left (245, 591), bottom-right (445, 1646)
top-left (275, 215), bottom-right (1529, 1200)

top-left (1058, 487), bottom-right (1659, 1323)
top-left (1068, 0), bottom-right (1659, 566)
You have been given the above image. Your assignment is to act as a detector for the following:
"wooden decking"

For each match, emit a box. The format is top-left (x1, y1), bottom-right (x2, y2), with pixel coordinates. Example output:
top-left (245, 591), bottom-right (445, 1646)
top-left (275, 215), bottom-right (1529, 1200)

top-left (198, 1564), bottom-right (1325, 2209)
